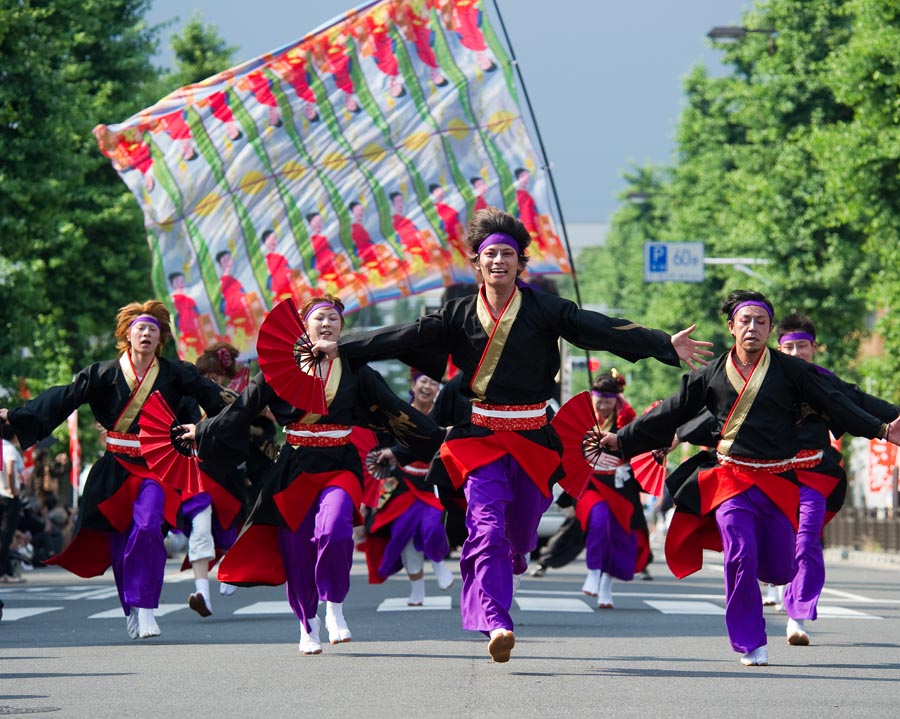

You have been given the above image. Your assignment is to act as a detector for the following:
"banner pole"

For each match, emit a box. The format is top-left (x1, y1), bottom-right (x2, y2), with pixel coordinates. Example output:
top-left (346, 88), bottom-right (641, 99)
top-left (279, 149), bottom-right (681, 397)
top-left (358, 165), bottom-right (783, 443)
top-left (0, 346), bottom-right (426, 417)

top-left (490, 0), bottom-right (594, 387)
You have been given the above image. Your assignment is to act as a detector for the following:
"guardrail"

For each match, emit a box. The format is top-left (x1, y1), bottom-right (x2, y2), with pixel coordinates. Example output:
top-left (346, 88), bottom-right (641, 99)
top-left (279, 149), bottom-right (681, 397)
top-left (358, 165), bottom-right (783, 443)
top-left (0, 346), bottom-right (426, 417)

top-left (824, 508), bottom-right (900, 553)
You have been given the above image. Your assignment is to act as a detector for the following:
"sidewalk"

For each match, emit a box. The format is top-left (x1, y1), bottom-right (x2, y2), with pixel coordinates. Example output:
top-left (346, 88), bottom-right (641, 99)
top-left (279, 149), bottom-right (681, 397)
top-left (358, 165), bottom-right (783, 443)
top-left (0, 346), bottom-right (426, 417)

top-left (823, 547), bottom-right (900, 568)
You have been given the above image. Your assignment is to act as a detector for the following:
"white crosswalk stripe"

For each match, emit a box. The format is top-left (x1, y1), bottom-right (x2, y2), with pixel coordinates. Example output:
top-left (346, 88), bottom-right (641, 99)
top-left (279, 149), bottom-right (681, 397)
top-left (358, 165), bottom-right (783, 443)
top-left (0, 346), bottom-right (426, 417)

top-left (89, 604), bottom-right (188, 619)
top-left (645, 600), bottom-right (726, 615)
top-left (514, 597), bottom-right (594, 612)
top-left (0, 607), bottom-right (63, 621)
top-left (377, 597), bottom-right (452, 611)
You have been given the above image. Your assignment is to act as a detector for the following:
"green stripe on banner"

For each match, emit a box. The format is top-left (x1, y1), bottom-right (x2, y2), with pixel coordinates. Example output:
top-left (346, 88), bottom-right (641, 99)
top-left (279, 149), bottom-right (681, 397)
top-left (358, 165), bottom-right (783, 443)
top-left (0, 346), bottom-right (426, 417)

top-left (264, 68), bottom-right (357, 270)
top-left (431, 14), bottom-right (516, 215)
top-left (306, 52), bottom-right (405, 261)
top-left (185, 216), bottom-right (227, 331)
top-left (392, 24), bottom-right (469, 234)
top-left (219, 91), bottom-right (290, 304)
top-left (346, 36), bottom-right (444, 246)
top-left (146, 135), bottom-right (227, 330)
top-left (481, 8), bottom-right (519, 106)
top-left (148, 231), bottom-right (173, 317)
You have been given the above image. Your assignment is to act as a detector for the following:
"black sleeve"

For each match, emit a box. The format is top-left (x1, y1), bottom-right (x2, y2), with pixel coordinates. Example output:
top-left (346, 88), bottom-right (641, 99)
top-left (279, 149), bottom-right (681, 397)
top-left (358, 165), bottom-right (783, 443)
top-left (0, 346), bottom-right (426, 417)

top-left (354, 366), bottom-right (445, 462)
top-left (617, 368), bottom-right (711, 458)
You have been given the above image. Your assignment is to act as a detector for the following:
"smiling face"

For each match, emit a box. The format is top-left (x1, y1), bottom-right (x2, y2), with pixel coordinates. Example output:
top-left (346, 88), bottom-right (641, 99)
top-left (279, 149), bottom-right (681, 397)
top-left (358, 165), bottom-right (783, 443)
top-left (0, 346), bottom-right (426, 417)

top-left (728, 305), bottom-right (773, 356)
top-left (475, 243), bottom-right (522, 291)
top-left (305, 305), bottom-right (343, 343)
top-left (592, 393), bottom-right (618, 419)
top-left (129, 320), bottom-right (161, 357)
top-left (411, 374), bottom-right (440, 409)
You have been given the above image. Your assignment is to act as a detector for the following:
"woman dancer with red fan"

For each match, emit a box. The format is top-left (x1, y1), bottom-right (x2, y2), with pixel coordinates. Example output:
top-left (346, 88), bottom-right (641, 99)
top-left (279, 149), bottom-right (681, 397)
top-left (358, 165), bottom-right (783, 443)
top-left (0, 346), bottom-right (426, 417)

top-left (363, 369), bottom-right (454, 606)
top-left (313, 207), bottom-right (714, 663)
top-left (185, 295), bottom-right (443, 655)
top-left (571, 371), bottom-right (652, 609)
top-left (0, 301), bottom-right (230, 640)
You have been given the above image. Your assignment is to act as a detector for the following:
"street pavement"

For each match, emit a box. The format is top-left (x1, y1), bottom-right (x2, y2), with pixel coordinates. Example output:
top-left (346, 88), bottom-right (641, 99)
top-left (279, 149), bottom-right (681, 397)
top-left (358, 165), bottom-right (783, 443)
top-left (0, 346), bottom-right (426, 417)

top-left (1, 548), bottom-right (898, 718)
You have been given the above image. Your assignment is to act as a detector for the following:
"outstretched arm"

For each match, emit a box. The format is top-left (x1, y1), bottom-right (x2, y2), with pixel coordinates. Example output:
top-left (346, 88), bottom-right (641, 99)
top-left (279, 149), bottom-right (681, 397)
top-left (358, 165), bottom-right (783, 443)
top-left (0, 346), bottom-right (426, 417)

top-left (671, 325), bottom-right (714, 370)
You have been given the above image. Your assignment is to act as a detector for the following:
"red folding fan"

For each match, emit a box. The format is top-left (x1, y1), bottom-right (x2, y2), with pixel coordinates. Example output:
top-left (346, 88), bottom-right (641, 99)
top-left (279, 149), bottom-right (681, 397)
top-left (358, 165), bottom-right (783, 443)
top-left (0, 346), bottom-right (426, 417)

top-left (551, 391), bottom-right (609, 499)
top-left (139, 391), bottom-right (203, 494)
top-left (629, 449), bottom-right (667, 497)
top-left (256, 298), bottom-right (328, 415)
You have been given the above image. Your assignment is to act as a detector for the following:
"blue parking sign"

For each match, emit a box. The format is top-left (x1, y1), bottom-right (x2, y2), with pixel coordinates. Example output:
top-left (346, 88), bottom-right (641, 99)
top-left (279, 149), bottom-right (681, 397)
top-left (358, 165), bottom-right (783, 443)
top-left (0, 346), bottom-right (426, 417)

top-left (648, 244), bottom-right (667, 273)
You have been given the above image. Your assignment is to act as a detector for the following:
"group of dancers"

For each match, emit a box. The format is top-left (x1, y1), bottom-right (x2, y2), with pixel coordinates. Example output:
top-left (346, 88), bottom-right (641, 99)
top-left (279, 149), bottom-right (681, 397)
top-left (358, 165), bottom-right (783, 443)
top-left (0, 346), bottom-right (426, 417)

top-left (2, 206), bottom-right (898, 666)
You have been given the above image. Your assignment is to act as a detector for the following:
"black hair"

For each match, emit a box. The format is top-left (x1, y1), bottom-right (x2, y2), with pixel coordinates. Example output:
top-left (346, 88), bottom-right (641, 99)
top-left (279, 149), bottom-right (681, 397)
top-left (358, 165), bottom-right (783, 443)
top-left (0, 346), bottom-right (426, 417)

top-left (776, 313), bottom-right (816, 341)
top-left (465, 207), bottom-right (531, 265)
top-left (720, 290), bottom-right (774, 322)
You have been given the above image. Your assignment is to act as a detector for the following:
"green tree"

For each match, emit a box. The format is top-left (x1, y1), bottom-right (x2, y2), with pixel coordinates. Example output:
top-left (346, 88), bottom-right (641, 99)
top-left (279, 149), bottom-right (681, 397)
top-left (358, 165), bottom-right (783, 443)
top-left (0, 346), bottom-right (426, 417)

top-left (0, 0), bottom-right (161, 398)
top-left (157, 13), bottom-right (238, 92)
top-left (585, 0), bottom-right (885, 410)
top-left (811, 0), bottom-right (900, 401)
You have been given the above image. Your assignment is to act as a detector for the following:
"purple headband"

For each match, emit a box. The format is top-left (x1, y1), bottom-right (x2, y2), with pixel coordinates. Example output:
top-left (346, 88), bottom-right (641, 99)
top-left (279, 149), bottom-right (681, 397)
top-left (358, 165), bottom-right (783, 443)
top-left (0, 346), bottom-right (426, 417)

top-left (730, 300), bottom-right (773, 320)
top-left (130, 314), bottom-right (161, 328)
top-left (778, 331), bottom-right (815, 345)
top-left (304, 302), bottom-right (343, 324)
top-left (591, 390), bottom-right (619, 399)
top-left (476, 232), bottom-right (521, 255)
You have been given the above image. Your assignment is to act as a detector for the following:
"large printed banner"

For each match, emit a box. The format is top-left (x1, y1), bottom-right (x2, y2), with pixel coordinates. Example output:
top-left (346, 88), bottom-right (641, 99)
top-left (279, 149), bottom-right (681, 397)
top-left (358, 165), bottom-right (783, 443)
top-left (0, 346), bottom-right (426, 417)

top-left (95, 0), bottom-right (571, 360)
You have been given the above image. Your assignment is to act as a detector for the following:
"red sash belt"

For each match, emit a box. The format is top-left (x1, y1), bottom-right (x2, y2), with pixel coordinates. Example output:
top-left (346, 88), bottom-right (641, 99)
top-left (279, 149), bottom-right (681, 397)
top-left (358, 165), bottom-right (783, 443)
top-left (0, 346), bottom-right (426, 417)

top-left (470, 401), bottom-right (548, 431)
top-left (105, 431), bottom-right (142, 457)
top-left (284, 422), bottom-right (352, 447)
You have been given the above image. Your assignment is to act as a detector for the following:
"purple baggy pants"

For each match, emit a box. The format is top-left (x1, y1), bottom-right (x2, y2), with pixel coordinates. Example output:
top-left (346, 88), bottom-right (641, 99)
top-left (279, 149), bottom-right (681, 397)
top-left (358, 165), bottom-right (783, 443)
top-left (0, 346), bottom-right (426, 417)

top-left (277, 486), bottom-right (354, 631)
top-left (584, 501), bottom-right (637, 581)
top-left (379, 499), bottom-right (449, 578)
top-left (715, 485), bottom-right (798, 653)
top-left (782, 485), bottom-right (826, 621)
top-left (108, 479), bottom-right (167, 614)
top-left (459, 455), bottom-right (552, 633)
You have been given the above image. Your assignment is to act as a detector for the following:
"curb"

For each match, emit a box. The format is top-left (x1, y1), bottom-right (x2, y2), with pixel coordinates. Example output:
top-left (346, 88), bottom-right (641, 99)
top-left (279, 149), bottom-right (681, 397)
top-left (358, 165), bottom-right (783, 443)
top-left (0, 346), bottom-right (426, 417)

top-left (823, 547), bottom-right (900, 568)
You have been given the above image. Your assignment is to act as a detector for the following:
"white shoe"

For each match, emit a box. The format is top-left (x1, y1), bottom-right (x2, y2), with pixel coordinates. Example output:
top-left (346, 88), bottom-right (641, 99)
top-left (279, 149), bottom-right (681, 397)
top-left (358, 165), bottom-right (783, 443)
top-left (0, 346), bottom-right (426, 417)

top-left (762, 584), bottom-right (779, 606)
top-left (299, 617), bottom-right (323, 655)
top-left (219, 582), bottom-right (237, 597)
top-left (740, 646), bottom-right (769, 666)
top-left (125, 608), bottom-right (139, 640)
top-left (407, 578), bottom-right (426, 607)
top-left (582, 569), bottom-right (601, 597)
top-left (137, 608), bottom-right (161, 639)
top-left (597, 573), bottom-right (614, 609)
top-left (432, 560), bottom-right (454, 590)
top-left (324, 601), bottom-right (352, 644)
top-left (786, 618), bottom-right (810, 646)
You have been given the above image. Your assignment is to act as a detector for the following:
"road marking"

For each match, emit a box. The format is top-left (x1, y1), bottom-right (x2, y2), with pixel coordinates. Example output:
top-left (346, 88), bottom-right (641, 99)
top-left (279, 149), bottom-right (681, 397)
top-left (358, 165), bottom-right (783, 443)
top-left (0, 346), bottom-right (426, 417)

top-left (0, 586), bottom-right (120, 601)
top-left (233, 601), bottom-right (292, 615)
top-left (514, 597), bottom-right (594, 612)
top-left (0, 607), bottom-right (63, 621)
top-left (644, 600), bottom-right (726, 615)
top-left (820, 587), bottom-right (880, 603)
top-left (815, 606), bottom-right (881, 620)
top-left (516, 588), bottom-right (727, 600)
top-left (89, 604), bottom-right (188, 619)
top-left (377, 597), bottom-right (452, 611)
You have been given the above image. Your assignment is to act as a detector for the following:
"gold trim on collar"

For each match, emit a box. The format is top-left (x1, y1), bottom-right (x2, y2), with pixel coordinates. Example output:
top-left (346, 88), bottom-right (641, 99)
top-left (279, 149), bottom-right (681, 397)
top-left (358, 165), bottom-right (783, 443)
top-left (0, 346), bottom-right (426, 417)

top-left (296, 359), bottom-right (341, 424)
top-left (114, 353), bottom-right (160, 433)
top-left (471, 288), bottom-right (522, 401)
top-left (717, 348), bottom-right (770, 455)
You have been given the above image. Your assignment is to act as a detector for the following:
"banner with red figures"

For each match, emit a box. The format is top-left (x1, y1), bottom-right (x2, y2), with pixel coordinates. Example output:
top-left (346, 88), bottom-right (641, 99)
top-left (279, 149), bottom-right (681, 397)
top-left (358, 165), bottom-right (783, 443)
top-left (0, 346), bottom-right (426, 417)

top-left (94, 0), bottom-right (571, 360)
top-left (866, 439), bottom-right (898, 509)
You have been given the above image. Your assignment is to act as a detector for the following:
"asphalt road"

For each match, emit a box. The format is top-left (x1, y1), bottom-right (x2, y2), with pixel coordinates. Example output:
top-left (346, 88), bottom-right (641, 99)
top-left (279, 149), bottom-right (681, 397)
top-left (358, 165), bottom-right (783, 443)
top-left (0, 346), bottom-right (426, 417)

top-left (1, 549), bottom-right (898, 718)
